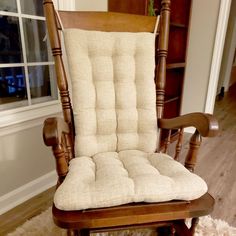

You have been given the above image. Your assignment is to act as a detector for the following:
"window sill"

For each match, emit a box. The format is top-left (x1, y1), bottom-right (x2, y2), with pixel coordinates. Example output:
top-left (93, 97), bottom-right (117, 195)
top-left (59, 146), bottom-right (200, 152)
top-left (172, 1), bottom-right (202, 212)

top-left (0, 101), bottom-right (62, 136)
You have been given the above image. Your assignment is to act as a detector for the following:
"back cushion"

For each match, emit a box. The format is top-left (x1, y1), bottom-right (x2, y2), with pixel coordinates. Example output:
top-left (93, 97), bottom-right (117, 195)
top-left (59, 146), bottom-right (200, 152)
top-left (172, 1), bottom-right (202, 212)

top-left (63, 29), bottom-right (157, 157)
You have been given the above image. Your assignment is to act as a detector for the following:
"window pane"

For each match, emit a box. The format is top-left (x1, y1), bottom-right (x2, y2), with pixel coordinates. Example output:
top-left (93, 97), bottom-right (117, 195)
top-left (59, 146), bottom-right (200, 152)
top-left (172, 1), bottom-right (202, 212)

top-left (0, 67), bottom-right (27, 110)
top-left (0, 16), bottom-right (23, 63)
top-left (29, 65), bottom-right (57, 104)
top-left (0, 0), bottom-right (17, 12)
top-left (23, 18), bottom-right (48, 62)
top-left (20, 0), bottom-right (44, 16)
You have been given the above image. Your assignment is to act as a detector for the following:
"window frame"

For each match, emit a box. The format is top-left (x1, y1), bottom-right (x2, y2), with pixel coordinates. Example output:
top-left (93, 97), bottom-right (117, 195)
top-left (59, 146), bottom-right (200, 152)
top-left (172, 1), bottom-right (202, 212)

top-left (0, 0), bottom-right (75, 134)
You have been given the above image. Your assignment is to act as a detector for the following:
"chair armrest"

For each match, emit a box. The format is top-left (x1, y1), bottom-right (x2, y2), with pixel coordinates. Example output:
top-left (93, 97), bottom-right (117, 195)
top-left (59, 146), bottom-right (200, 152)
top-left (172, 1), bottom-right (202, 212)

top-left (43, 117), bottom-right (70, 147)
top-left (43, 117), bottom-right (71, 184)
top-left (158, 112), bottom-right (219, 137)
top-left (158, 112), bottom-right (219, 171)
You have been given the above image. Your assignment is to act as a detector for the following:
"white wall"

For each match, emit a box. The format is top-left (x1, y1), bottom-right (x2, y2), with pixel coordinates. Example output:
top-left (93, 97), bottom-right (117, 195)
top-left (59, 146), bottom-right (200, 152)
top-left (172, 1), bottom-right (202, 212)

top-left (0, 119), bottom-right (58, 214)
top-left (0, 125), bottom-right (54, 196)
top-left (75, 0), bottom-right (107, 11)
top-left (181, 0), bottom-right (221, 114)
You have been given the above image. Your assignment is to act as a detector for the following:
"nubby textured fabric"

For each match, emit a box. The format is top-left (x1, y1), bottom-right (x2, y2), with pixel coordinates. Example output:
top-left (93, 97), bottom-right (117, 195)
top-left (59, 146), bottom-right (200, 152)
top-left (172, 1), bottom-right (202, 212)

top-left (64, 29), bottom-right (158, 157)
top-left (54, 150), bottom-right (207, 210)
top-left (54, 29), bottom-right (208, 211)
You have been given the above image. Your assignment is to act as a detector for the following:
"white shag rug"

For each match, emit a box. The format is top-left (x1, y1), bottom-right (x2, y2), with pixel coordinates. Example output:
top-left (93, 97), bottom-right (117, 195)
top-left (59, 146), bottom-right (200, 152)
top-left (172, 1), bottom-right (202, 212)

top-left (7, 208), bottom-right (236, 236)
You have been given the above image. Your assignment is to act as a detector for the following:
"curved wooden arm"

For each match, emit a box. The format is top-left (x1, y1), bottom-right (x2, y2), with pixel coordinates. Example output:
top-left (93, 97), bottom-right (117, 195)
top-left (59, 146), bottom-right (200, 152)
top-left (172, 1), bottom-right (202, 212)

top-left (43, 117), bottom-right (71, 184)
top-left (158, 112), bottom-right (219, 137)
top-left (158, 113), bottom-right (219, 172)
top-left (43, 117), bottom-right (70, 146)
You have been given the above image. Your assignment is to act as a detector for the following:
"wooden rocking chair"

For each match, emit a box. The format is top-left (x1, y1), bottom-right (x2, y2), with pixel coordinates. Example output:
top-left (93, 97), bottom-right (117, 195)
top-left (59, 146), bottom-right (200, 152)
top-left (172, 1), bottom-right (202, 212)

top-left (42, 0), bottom-right (219, 235)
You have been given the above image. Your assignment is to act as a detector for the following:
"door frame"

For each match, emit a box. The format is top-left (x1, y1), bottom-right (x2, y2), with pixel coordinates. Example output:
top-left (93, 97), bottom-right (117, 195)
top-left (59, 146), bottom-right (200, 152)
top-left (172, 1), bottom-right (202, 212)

top-left (222, 17), bottom-right (236, 92)
top-left (205, 0), bottom-right (232, 113)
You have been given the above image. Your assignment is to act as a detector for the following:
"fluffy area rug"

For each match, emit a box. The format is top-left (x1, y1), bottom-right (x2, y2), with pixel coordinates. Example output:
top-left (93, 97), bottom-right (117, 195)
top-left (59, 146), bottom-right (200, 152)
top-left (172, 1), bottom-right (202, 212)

top-left (7, 208), bottom-right (236, 236)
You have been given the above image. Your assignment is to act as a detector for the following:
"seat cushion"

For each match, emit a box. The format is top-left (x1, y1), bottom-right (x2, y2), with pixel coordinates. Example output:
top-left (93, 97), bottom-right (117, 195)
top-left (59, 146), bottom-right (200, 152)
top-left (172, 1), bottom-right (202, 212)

top-left (54, 150), bottom-right (207, 210)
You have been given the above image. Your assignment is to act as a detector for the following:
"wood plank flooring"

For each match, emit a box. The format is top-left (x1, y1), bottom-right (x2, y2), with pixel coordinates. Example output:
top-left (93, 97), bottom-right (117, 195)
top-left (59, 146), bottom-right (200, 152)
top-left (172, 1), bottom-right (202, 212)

top-left (175, 83), bottom-right (236, 227)
top-left (0, 84), bottom-right (235, 235)
top-left (0, 186), bottom-right (55, 235)
top-left (195, 84), bottom-right (236, 227)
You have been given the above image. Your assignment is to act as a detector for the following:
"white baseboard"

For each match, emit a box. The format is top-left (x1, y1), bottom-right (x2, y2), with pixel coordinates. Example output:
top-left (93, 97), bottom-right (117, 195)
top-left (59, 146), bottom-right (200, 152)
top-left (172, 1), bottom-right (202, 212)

top-left (0, 170), bottom-right (57, 215)
top-left (184, 127), bottom-right (195, 134)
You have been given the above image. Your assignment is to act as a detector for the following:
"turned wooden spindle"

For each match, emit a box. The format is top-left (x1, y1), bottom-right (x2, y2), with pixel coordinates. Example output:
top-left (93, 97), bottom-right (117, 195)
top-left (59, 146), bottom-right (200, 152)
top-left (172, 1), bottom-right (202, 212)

top-left (190, 217), bottom-right (199, 234)
top-left (174, 128), bottom-right (184, 161)
top-left (43, 0), bottom-right (75, 159)
top-left (52, 143), bottom-right (69, 184)
top-left (185, 130), bottom-right (202, 172)
top-left (164, 130), bottom-right (171, 153)
top-left (155, 0), bottom-right (171, 119)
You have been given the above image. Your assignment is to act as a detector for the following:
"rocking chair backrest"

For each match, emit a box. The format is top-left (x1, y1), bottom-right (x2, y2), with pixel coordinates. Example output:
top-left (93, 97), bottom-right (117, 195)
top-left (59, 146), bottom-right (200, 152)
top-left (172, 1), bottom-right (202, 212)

top-left (43, 0), bottom-right (170, 157)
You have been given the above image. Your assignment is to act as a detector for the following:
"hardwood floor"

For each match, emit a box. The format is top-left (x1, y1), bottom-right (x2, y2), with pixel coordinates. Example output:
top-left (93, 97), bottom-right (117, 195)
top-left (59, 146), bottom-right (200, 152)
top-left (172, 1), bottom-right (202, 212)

top-left (177, 83), bottom-right (236, 227)
top-left (0, 84), bottom-right (235, 235)
top-left (195, 83), bottom-right (236, 227)
top-left (0, 187), bottom-right (55, 235)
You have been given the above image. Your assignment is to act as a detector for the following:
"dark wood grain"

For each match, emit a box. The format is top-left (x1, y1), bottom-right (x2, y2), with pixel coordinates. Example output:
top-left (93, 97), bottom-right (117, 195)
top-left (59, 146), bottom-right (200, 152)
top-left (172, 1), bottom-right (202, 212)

top-left (158, 112), bottom-right (219, 137)
top-left (58, 11), bottom-right (157, 32)
top-left (52, 194), bottom-right (214, 230)
top-left (108, 0), bottom-right (149, 15)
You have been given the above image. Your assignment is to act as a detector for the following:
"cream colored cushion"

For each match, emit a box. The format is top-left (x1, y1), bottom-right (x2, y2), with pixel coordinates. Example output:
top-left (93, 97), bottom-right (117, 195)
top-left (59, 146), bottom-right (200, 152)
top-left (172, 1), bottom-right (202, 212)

top-left (54, 150), bottom-right (208, 210)
top-left (63, 29), bottom-right (157, 157)
top-left (59, 29), bottom-right (207, 211)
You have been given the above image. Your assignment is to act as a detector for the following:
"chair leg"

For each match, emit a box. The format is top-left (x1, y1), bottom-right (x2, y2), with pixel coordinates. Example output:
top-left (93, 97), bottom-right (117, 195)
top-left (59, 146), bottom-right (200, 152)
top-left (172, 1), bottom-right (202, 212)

top-left (79, 229), bottom-right (90, 236)
top-left (67, 229), bottom-right (90, 236)
top-left (156, 226), bottom-right (173, 236)
top-left (170, 225), bottom-right (176, 236)
top-left (173, 220), bottom-right (192, 236)
top-left (190, 217), bottom-right (199, 235)
top-left (67, 229), bottom-right (79, 236)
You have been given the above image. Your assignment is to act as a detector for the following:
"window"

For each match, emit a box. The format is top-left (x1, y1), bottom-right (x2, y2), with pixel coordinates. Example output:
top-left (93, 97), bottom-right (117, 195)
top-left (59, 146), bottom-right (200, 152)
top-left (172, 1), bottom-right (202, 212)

top-left (0, 0), bottom-right (58, 112)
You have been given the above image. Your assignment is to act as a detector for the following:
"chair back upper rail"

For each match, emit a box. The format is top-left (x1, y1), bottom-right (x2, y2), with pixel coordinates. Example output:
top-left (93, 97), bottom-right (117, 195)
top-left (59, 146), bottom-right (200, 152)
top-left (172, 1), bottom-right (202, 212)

top-left (58, 11), bottom-right (157, 32)
top-left (43, 0), bottom-right (171, 153)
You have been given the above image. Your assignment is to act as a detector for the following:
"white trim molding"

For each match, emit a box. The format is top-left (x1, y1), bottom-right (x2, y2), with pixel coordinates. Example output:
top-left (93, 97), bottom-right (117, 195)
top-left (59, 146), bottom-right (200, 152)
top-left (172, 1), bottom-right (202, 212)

top-left (205, 0), bottom-right (232, 114)
top-left (0, 102), bottom-right (61, 136)
top-left (0, 171), bottom-right (57, 215)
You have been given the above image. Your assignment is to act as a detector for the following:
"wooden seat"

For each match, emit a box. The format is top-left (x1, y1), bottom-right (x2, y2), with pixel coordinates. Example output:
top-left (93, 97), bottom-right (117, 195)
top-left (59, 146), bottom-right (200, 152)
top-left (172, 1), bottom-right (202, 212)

top-left (52, 194), bottom-right (214, 230)
top-left (42, 0), bottom-right (219, 235)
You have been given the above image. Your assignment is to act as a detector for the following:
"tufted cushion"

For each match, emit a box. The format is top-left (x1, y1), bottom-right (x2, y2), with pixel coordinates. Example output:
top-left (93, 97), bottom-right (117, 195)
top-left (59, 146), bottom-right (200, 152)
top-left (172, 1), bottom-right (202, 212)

top-left (63, 29), bottom-right (157, 157)
top-left (54, 150), bottom-right (208, 210)
top-left (59, 29), bottom-right (208, 211)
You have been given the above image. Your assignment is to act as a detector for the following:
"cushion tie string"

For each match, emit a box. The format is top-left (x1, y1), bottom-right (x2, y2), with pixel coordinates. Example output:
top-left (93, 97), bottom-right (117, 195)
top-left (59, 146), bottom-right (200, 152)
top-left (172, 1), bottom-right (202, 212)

top-left (154, 15), bottom-right (160, 35)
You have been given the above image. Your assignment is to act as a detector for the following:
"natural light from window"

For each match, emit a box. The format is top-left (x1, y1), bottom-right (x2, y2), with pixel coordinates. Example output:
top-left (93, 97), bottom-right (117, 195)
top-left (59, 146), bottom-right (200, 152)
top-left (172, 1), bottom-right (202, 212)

top-left (0, 0), bottom-right (58, 112)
